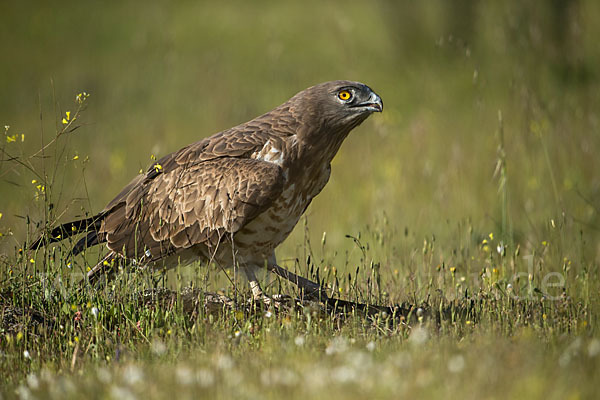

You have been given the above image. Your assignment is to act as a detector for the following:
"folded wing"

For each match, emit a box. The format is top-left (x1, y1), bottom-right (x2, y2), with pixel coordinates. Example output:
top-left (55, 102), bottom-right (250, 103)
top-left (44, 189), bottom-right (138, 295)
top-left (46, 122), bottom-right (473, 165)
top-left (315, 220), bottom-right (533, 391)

top-left (100, 156), bottom-right (284, 261)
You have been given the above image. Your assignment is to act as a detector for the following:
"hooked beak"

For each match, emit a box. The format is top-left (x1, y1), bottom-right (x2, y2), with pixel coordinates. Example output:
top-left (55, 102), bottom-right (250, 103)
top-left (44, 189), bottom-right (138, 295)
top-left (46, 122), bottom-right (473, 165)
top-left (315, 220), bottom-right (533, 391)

top-left (353, 91), bottom-right (383, 113)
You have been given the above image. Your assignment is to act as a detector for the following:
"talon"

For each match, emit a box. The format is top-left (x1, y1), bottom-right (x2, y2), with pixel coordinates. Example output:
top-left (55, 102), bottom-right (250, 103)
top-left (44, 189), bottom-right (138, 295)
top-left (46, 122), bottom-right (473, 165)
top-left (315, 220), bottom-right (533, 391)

top-left (249, 294), bottom-right (289, 312)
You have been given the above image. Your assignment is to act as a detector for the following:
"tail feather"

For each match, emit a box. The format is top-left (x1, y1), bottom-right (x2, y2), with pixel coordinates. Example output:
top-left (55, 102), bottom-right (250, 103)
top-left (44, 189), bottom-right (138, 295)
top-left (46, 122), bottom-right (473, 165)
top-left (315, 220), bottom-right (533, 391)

top-left (29, 213), bottom-right (105, 251)
top-left (71, 230), bottom-right (101, 256)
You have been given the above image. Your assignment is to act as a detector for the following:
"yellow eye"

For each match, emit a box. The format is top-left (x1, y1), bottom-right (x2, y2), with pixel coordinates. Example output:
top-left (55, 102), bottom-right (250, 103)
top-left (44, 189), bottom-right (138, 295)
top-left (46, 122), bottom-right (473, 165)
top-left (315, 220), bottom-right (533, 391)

top-left (338, 90), bottom-right (352, 101)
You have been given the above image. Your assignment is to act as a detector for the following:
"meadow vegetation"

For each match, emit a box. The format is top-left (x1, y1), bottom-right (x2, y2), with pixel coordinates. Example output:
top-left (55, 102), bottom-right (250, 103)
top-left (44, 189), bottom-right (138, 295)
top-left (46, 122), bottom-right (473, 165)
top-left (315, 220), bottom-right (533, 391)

top-left (1, 1), bottom-right (599, 398)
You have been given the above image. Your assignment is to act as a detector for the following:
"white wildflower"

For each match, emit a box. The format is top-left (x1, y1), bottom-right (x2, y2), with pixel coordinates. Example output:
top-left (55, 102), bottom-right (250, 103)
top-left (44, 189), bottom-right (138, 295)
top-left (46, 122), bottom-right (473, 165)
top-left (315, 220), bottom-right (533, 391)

top-left (497, 243), bottom-right (505, 255)
top-left (408, 327), bottom-right (428, 346)
top-left (26, 373), bottom-right (39, 389)
top-left (346, 351), bottom-right (371, 370)
top-left (294, 336), bottom-right (305, 347)
top-left (151, 339), bottom-right (166, 356)
top-left (325, 336), bottom-right (348, 355)
top-left (176, 366), bottom-right (194, 386)
top-left (122, 364), bottom-right (144, 386)
top-left (15, 385), bottom-right (32, 400)
top-left (588, 339), bottom-right (600, 357)
top-left (447, 354), bottom-right (465, 373)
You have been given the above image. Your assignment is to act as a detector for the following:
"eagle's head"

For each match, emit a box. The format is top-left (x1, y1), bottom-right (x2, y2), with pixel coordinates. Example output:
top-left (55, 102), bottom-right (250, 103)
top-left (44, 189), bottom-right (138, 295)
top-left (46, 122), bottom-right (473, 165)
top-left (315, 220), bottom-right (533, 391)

top-left (319, 80), bottom-right (383, 115)
top-left (290, 80), bottom-right (381, 129)
top-left (286, 80), bottom-right (383, 151)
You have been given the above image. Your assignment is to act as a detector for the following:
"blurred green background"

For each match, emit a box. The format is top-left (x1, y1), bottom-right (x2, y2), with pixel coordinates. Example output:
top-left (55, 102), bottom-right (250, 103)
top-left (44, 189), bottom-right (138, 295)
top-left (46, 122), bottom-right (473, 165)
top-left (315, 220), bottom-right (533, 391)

top-left (1, 0), bottom-right (599, 265)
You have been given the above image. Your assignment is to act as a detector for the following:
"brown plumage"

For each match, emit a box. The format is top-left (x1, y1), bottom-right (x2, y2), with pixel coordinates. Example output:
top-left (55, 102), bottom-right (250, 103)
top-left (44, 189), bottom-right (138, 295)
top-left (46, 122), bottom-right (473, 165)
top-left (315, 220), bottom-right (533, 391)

top-left (32, 80), bottom-right (383, 300)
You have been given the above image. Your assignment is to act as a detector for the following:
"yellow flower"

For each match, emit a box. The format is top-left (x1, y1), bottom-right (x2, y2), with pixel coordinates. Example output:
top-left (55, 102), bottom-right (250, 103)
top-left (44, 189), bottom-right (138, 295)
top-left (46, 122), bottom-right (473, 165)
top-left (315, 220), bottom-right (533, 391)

top-left (0, 212), bottom-right (2, 219)
top-left (62, 118), bottom-right (68, 125)
top-left (542, 241), bottom-right (548, 246)
top-left (450, 267), bottom-right (457, 274)
top-left (73, 155), bottom-right (79, 160)
top-left (76, 92), bottom-right (90, 104)
top-left (6, 135), bottom-right (16, 143)
top-left (488, 232), bottom-right (494, 240)
top-left (21, 134), bottom-right (25, 142)
top-left (31, 179), bottom-right (37, 184)
top-left (29, 258), bottom-right (35, 264)
top-left (66, 111), bottom-right (71, 120)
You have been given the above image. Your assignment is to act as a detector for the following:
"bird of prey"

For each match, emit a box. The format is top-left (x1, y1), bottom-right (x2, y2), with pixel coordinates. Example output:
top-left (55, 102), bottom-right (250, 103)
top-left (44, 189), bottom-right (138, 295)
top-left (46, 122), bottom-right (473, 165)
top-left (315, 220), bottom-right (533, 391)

top-left (32, 80), bottom-right (383, 302)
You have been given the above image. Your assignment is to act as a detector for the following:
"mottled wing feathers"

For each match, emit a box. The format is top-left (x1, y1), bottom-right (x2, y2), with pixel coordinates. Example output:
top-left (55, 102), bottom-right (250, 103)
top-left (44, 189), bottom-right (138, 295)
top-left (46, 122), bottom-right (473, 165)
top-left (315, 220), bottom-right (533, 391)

top-left (100, 157), bottom-right (285, 260)
top-left (94, 108), bottom-right (301, 261)
top-left (103, 123), bottom-right (275, 210)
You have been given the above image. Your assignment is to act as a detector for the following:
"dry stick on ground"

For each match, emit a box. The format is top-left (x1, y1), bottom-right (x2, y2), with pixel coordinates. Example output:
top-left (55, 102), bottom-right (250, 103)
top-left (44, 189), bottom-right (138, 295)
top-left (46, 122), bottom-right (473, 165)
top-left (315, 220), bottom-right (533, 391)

top-left (267, 263), bottom-right (411, 317)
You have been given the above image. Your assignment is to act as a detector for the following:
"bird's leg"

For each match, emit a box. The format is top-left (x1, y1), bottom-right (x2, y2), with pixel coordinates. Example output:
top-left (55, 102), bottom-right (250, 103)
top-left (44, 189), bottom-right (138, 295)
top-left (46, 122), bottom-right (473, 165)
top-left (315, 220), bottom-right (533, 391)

top-left (243, 266), bottom-right (268, 302)
top-left (243, 264), bottom-right (293, 310)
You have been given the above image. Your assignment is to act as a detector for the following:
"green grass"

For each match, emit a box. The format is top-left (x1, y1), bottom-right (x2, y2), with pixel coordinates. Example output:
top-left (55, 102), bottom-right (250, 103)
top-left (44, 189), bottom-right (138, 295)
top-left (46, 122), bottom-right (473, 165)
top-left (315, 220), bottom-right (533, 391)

top-left (1, 1), bottom-right (600, 399)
